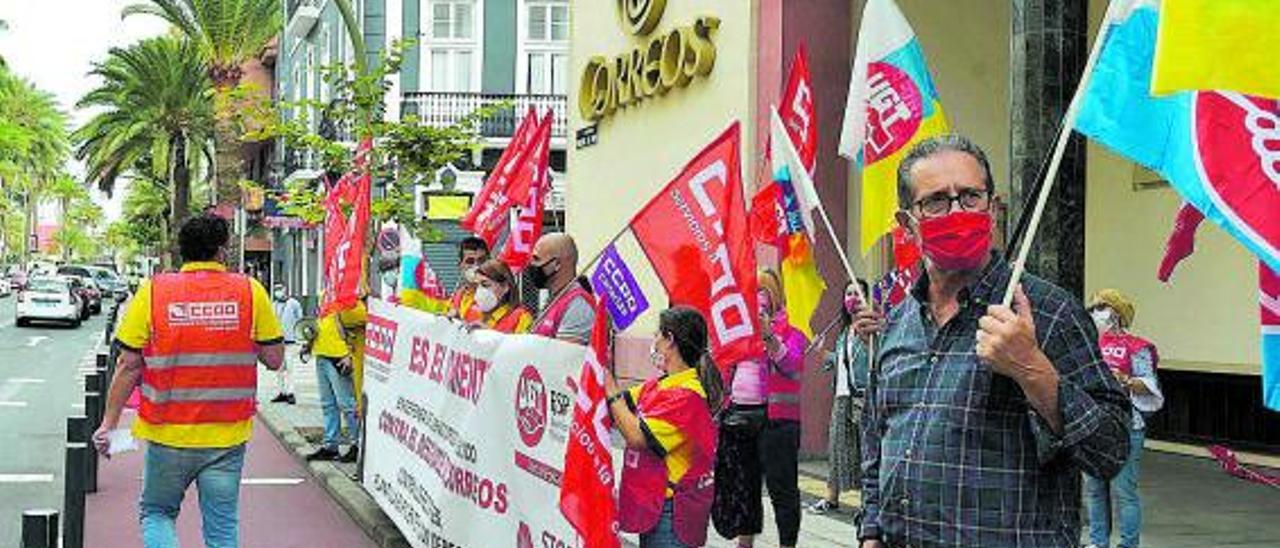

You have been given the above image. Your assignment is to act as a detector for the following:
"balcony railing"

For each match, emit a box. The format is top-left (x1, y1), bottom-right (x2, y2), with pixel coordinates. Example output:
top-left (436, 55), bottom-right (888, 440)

top-left (400, 92), bottom-right (568, 140)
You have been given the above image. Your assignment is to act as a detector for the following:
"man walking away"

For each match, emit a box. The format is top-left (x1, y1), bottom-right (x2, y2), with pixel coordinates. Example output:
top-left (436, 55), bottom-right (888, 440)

top-left (94, 213), bottom-right (285, 548)
top-left (271, 283), bottom-right (303, 404)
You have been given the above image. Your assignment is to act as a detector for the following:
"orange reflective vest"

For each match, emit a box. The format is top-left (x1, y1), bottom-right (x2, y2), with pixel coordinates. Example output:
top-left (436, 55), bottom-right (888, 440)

top-left (139, 271), bottom-right (257, 427)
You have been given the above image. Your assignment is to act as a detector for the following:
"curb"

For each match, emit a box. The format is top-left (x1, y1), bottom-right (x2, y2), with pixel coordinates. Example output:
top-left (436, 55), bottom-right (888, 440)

top-left (258, 406), bottom-right (411, 548)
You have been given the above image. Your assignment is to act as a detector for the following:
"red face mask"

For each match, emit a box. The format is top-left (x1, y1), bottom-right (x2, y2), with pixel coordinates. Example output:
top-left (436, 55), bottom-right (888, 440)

top-left (916, 210), bottom-right (992, 271)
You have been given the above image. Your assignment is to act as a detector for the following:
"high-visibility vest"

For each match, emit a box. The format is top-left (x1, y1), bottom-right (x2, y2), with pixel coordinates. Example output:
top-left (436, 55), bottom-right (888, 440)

top-left (140, 271), bottom-right (257, 427)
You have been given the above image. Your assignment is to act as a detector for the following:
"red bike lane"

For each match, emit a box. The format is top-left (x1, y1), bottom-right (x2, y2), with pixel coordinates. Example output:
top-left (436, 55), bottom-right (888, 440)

top-left (85, 415), bottom-right (377, 547)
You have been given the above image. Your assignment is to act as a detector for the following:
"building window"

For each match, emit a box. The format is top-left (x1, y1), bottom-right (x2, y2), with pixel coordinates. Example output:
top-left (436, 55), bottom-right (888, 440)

top-left (521, 0), bottom-right (568, 95)
top-left (526, 0), bottom-right (567, 41)
top-left (423, 0), bottom-right (480, 92)
top-left (526, 52), bottom-right (567, 95)
top-left (430, 0), bottom-right (475, 40)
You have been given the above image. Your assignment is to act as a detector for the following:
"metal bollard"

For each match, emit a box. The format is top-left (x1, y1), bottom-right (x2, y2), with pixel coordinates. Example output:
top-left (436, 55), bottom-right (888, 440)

top-left (63, 440), bottom-right (88, 548)
top-left (82, 393), bottom-right (100, 494)
top-left (21, 509), bottom-right (59, 548)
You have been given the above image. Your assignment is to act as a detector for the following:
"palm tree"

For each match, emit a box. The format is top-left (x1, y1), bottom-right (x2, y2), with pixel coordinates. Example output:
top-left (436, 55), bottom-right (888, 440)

top-left (75, 36), bottom-right (213, 260)
top-left (123, 0), bottom-right (280, 229)
top-left (0, 65), bottom-right (70, 263)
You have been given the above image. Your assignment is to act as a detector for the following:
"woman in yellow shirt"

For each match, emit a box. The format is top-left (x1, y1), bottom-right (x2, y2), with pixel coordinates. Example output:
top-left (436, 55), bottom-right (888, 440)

top-left (469, 259), bottom-right (534, 334)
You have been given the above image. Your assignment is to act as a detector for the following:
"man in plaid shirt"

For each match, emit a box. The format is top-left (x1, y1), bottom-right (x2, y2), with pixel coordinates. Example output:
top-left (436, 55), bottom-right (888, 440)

top-left (856, 135), bottom-right (1131, 548)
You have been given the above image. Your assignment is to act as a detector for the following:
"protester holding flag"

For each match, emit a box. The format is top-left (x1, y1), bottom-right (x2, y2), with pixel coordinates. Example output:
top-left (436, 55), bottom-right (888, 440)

top-left (467, 259), bottom-right (533, 334)
top-left (858, 135), bottom-right (1130, 547)
top-left (305, 297), bottom-right (366, 464)
top-left (1084, 289), bottom-right (1163, 548)
top-left (714, 269), bottom-right (807, 548)
top-left (528, 233), bottom-right (595, 344)
top-left (447, 236), bottom-right (490, 322)
top-left (604, 306), bottom-right (722, 548)
top-left (808, 280), bottom-right (871, 516)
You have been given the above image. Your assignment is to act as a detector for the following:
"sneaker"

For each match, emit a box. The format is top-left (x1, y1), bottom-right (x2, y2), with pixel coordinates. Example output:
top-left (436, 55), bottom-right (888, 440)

top-left (284, 394), bottom-right (296, 405)
top-left (806, 499), bottom-right (839, 515)
top-left (305, 447), bottom-right (340, 461)
top-left (339, 446), bottom-right (359, 463)
top-left (270, 393), bottom-right (289, 403)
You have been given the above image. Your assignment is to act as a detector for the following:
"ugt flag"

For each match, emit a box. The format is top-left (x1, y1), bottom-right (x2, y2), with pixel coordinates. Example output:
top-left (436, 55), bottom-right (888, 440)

top-left (1152, 0), bottom-right (1280, 99)
top-left (1075, 0), bottom-right (1280, 275)
top-left (461, 107), bottom-right (540, 246)
top-left (770, 108), bottom-right (827, 339)
top-left (559, 295), bottom-right (619, 548)
top-left (1263, 264), bottom-right (1280, 411)
top-left (321, 137), bottom-right (372, 316)
top-left (500, 110), bottom-right (554, 271)
top-left (631, 123), bottom-right (766, 368)
top-left (839, 0), bottom-right (948, 255)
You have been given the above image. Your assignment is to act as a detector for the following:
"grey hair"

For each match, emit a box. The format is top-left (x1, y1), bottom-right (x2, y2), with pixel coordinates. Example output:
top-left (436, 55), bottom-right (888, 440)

top-left (895, 134), bottom-right (995, 210)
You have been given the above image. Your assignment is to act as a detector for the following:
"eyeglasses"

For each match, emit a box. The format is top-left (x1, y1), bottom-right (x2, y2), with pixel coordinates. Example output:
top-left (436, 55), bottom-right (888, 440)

top-left (912, 188), bottom-right (992, 218)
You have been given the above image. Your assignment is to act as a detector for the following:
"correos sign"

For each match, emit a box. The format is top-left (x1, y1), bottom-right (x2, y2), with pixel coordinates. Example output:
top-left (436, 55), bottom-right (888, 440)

top-left (578, 0), bottom-right (720, 122)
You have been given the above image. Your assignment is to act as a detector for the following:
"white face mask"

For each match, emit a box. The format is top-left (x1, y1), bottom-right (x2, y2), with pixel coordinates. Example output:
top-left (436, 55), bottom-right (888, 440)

top-left (1091, 308), bottom-right (1115, 332)
top-left (474, 285), bottom-right (500, 313)
top-left (462, 266), bottom-right (479, 284)
top-left (649, 339), bottom-right (665, 370)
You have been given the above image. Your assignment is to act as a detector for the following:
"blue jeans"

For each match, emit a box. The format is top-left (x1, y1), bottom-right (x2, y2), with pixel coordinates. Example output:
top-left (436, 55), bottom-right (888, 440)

top-left (140, 443), bottom-right (246, 548)
top-left (1085, 428), bottom-right (1145, 548)
top-left (316, 356), bottom-right (359, 450)
top-left (639, 501), bottom-right (689, 548)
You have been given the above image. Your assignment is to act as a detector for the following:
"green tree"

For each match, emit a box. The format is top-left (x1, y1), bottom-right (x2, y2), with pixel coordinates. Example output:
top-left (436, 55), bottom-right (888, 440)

top-left (0, 64), bottom-right (70, 264)
top-left (74, 36), bottom-right (214, 263)
top-left (123, 0), bottom-right (281, 258)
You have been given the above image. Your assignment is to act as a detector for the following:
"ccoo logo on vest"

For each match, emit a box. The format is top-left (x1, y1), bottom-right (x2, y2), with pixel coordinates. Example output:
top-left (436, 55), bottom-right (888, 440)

top-left (167, 301), bottom-right (240, 330)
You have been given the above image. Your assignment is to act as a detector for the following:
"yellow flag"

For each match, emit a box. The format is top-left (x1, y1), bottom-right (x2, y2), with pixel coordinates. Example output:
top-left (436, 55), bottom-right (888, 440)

top-left (781, 234), bottom-right (825, 340)
top-left (1153, 0), bottom-right (1280, 98)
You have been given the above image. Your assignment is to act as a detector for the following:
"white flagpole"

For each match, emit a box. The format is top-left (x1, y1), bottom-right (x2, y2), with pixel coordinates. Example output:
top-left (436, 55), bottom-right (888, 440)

top-left (1002, 0), bottom-right (1124, 307)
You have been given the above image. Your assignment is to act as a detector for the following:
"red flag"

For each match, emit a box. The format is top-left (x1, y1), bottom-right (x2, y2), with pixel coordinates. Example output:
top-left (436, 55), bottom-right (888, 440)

top-left (779, 43), bottom-right (818, 176)
top-left (321, 138), bottom-right (373, 316)
top-left (500, 111), bottom-right (554, 270)
top-left (460, 108), bottom-right (539, 246)
top-left (1157, 202), bottom-right (1206, 283)
top-left (559, 295), bottom-right (620, 548)
top-left (891, 226), bottom-right (921, 270)
top-left (748, 181), bottom-right (785, 248)
top-left (631, 123), bottom-right (766, 368)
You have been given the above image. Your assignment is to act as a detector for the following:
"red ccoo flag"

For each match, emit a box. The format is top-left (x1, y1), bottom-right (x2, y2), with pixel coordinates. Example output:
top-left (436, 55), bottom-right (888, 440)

top-left (779, 43), bottom-right (818, 176)
top-left (559, 295), bottom-right (620, 548)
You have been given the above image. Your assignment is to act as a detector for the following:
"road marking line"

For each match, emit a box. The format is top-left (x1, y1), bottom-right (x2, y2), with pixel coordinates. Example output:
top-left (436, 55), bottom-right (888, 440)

top-left (4, 378), bottom-right (46, 384)
top-left (0, 402), bottom-right (29, 407)
top-left (241, 477), bottom-right (306, 486)
top-left (0, 474), bottom-right (54, 483)
top-left (71, 403), bottom-right (85, 409)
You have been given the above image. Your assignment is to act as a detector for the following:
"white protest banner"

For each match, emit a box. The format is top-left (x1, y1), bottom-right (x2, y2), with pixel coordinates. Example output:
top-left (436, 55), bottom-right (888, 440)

top-left (362, 299), bottom-right (590, 548)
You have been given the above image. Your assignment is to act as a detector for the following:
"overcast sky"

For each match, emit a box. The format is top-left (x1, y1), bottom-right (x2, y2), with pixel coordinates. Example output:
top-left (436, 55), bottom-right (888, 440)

top-left (0, 0), bottom-right (168, 221)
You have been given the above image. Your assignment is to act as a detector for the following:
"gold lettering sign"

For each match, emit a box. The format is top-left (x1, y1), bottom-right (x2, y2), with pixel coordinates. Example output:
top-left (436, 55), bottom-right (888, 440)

top-left (618, 0), bottom-right (668, 36)
top-left (579, 16), bottom-right (720, 122)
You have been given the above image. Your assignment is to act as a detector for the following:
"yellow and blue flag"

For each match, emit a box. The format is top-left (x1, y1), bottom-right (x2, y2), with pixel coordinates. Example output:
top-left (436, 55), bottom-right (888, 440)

top-left (1077, 0), bottom-right (1280, 410)
top-left (1152, 0), bottom-right (1280, 99)
top-left (839, 0), bottom-right (948, 255)
top-left (771, 109), bottom-right (827, 339)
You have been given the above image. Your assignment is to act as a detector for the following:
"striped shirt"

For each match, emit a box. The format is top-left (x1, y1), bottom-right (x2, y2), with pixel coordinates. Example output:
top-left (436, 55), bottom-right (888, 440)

top-left (860, 256), bottom-right (1131, 547)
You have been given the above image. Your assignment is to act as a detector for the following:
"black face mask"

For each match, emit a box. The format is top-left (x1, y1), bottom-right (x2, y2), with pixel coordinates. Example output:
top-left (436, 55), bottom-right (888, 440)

top-left (524, 259), bottom-right (555, 289)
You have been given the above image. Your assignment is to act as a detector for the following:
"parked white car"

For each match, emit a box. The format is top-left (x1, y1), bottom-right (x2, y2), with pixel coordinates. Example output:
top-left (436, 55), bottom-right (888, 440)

top-left (16, 276), bottom-right (82, 328)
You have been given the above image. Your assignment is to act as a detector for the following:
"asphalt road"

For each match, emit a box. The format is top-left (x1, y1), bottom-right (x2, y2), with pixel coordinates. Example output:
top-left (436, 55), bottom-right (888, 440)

top-left (0, 294), bottom-right (110, 547)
